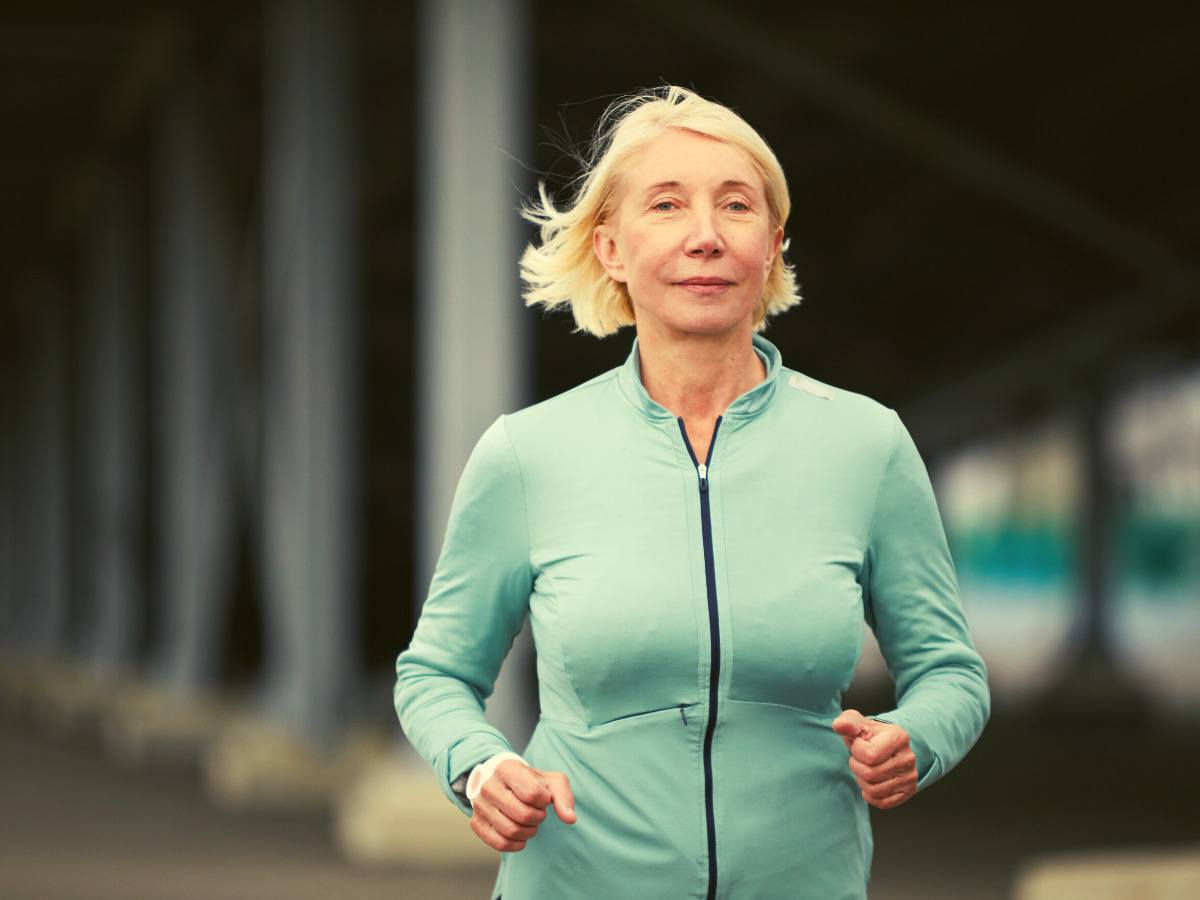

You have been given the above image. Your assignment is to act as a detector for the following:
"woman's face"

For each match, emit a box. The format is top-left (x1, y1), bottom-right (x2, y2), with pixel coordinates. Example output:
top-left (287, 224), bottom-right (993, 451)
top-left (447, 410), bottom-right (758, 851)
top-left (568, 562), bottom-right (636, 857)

top-left (593, 128), bottom-right (785, 340)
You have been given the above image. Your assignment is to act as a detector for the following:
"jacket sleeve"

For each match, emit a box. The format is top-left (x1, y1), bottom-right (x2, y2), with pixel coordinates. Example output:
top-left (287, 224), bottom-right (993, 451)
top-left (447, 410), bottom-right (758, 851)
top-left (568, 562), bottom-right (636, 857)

top-left (394, 414), bottom-right (534, 816)
top-left (862, 408), bottom-right (991, 793)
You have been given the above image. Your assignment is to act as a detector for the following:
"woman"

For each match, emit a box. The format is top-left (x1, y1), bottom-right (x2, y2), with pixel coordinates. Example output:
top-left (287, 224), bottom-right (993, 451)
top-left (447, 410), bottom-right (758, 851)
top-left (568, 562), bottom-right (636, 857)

top-left (394, 84), bottom-right (990, 900)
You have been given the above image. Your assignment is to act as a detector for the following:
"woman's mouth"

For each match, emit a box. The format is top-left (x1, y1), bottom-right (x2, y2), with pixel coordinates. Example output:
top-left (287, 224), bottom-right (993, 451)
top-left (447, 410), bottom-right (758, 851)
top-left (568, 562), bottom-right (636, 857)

top-left (677, 278), bottom-right (733, 295)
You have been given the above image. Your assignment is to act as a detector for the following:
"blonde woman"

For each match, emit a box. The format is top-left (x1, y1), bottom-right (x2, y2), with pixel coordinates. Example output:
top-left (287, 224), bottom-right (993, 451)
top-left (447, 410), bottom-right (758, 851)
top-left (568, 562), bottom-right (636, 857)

top-left (394, 84), bottom-right (990, 900)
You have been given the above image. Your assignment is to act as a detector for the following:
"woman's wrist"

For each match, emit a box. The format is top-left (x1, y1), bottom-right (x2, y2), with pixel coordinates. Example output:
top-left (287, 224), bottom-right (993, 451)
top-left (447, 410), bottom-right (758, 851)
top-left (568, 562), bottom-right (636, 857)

top-left (466, 751), bottom-right (528, 802)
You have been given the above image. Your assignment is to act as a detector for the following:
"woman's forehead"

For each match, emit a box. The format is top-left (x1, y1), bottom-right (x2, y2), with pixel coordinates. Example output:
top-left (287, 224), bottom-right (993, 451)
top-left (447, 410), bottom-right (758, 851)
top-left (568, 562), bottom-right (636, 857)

top-left (619, 133), bottom-right (764, 199)
top-left (627, 131), bottom-right (758, 179)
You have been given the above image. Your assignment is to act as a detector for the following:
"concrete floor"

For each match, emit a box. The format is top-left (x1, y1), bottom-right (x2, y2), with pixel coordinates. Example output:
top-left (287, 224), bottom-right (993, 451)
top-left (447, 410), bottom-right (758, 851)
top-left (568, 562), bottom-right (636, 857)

top-left (0, 714), bottom-right (497, 900)
top-left (2, 709), bottom-right (1197, 899)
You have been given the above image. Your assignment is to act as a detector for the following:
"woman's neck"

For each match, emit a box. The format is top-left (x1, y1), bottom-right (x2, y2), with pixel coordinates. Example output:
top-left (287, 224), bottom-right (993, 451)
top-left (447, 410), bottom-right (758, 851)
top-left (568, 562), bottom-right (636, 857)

top-left (635, 322), bottom-right (767, 422)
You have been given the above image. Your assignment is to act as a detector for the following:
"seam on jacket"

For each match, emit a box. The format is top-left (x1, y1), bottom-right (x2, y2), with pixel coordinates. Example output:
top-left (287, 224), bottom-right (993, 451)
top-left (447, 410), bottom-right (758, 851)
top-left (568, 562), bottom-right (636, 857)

top-left (670, 427), bottom-right (705, 707)
top-left (536, 648), bottom-right (569, 673)
top-left (717, 434), bottom-right (734, 704)
top-left (498, 414), bottom-right (537, 582)
top-left (499, 420), bottom-right (588, 724)
top-left (863, 408), bottom-right (901, 569)
top-left (532, 564), bottom-right (588, 716)
top-left (724, 696), bottom-right (837, 719)
top-left (664, 413), bottom-right (706, 837)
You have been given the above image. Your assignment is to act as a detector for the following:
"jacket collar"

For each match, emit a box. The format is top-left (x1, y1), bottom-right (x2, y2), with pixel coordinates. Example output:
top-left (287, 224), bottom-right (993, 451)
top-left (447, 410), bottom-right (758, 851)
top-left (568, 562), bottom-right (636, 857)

top-left (616, 331), bottom-right (783, 423)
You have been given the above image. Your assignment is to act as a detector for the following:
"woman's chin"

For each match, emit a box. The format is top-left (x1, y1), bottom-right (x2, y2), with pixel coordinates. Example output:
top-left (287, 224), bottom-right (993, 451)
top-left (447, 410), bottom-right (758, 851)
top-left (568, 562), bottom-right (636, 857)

top-left (667, 307), bottom-right (755, 337)
top-left (632, 295), bottom-right (757, 337)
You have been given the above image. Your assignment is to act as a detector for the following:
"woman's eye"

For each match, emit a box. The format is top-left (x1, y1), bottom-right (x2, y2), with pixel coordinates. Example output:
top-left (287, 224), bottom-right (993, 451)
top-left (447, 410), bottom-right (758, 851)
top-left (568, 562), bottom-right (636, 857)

top-left (651, 199), bottom-right (750, 212)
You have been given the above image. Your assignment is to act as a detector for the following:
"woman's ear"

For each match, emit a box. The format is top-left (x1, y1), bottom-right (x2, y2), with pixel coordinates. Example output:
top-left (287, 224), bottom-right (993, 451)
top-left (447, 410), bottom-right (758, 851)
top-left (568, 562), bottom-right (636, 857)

top-left (766, 224), bottom-right (784, 267)
top-left (593, 222), bottom-right (627, 284)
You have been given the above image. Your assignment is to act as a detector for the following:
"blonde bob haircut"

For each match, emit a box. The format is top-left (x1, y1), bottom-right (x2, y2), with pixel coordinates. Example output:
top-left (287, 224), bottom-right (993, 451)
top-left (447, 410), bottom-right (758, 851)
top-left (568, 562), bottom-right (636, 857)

top-left (518, 84), bottom-right (802, 337)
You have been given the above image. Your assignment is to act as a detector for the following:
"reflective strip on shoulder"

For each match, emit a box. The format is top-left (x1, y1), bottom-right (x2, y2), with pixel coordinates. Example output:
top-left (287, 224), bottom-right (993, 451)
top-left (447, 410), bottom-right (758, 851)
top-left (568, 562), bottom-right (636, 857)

top-left (788, 374), bottom-right (833, 399)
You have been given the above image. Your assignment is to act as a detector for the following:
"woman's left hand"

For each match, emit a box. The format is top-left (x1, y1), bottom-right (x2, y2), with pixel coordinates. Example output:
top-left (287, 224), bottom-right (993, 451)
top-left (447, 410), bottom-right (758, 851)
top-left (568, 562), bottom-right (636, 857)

top-left (831, 709), bottom-right (918, 810)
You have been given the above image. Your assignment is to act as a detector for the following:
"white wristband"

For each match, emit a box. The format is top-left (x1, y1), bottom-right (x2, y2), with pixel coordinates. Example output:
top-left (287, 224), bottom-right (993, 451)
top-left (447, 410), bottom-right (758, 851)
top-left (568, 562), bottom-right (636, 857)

top-left (465, 751), bottom-right (528, 802)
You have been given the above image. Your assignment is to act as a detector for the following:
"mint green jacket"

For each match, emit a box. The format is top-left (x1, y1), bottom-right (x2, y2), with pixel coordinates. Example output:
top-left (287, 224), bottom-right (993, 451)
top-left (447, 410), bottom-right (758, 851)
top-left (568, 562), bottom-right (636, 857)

top-left (394, 332), bottom-right (990, 900)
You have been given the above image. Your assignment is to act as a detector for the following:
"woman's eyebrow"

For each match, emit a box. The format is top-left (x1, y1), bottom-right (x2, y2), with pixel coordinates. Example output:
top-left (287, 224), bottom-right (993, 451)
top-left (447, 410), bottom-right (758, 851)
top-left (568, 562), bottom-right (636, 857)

top-left (641, 179), bottom-right (758, 198)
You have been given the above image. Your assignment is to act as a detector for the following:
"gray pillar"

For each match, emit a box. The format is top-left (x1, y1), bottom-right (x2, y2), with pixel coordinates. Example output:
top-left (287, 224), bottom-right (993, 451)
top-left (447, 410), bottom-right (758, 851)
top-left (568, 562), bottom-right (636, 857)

top-left (148, 73), bottom-right (238, 693)
top-left (259, 0), bottom-right (360, 747)
top-left (413, 0), bottom-right (534, 750)
top-left (19, 279), bottom-right (71, 657)
top-left (1030, 386), bottom-right (1148, 724)
top-left (78, 176), bottom-right (144, 677)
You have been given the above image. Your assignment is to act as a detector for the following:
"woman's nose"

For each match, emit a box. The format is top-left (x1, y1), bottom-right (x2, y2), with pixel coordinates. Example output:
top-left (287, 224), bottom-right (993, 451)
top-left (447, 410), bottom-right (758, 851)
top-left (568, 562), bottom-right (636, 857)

top-left (688, 240), bottom-right (721, 256)
top-left (685, 212), bottom-right (724, 256)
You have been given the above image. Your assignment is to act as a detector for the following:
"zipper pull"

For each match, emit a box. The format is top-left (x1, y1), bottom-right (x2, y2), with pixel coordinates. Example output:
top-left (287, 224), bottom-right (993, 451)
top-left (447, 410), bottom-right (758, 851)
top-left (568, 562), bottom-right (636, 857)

top-left (679, 703), bottom-right (689, 726)
top-left (697, 463), bottom-right (708, 492)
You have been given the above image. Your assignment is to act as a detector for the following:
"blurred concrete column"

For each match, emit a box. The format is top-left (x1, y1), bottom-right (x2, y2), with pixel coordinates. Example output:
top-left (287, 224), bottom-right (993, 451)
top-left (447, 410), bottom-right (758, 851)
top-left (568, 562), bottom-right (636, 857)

top-left (334, 0), bottom-right (533, 864)
top-left (411, 0), bottom-right (535, 755)
top-left (415, 0), bottom-right (537, 763)
top-left (0, 277), bottom-right (73, 721)
top-left (147, 72), bottom-right (237, 694)
top-left (258, 0), bottom-right (360, 748)
top-left (18, 279), bottom-right (71, 659)
top-left (1, 279), bottom-right (94, 726)
top-left (1031, 386), bottom-right (1147, 724)
top-left (78, 176), bottom-right (144, 681)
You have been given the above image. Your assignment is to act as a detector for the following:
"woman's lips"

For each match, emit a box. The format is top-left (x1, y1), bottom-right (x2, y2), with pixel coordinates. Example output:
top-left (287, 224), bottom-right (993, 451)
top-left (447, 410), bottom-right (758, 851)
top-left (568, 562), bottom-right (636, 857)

top-left (677, 281), bottom-right (733, 294)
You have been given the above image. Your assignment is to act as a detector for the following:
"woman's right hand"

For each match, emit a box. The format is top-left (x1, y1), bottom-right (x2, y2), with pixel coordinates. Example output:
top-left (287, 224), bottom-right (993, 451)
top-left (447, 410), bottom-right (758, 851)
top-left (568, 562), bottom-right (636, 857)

top-left (469, 760), bottom-right (577, 852)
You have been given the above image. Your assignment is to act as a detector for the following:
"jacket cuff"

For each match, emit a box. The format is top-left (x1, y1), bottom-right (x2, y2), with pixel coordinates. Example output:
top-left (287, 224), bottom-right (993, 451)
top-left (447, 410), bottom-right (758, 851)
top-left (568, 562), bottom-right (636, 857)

top-left (441, 731), bottom-right (515, 816)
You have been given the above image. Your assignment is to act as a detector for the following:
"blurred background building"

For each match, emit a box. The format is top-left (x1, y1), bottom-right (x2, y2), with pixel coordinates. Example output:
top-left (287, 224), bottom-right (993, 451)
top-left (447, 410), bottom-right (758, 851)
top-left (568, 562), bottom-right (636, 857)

top-left (0, 1), bottom-right (1197, 898)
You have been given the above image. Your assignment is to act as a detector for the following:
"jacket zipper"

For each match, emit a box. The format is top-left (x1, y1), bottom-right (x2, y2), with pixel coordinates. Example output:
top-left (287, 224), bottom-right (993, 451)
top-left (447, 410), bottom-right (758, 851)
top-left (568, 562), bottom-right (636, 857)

top-left (677, 414), bottom-right (723, 900)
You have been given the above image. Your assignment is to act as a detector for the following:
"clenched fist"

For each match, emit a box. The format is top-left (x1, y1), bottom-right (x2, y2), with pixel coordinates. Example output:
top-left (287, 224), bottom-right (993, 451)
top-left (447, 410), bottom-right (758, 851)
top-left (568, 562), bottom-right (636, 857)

top-left (831, 709), bottom-right (918, 810)
top-left (469, 759), bottom-right (577, 852)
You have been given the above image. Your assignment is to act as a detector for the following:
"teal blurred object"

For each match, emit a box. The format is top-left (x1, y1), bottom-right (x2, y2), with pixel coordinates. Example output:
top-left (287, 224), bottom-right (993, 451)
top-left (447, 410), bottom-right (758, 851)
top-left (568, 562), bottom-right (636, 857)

top-left (937, 424), bottom-right (1083, 708)
top-left (1109, 364), bottom-right (1200, 715)
top-left (1116, 505), bottom-right (1200, 596)
top-left (951, 515), bottom-right (1077, 589)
